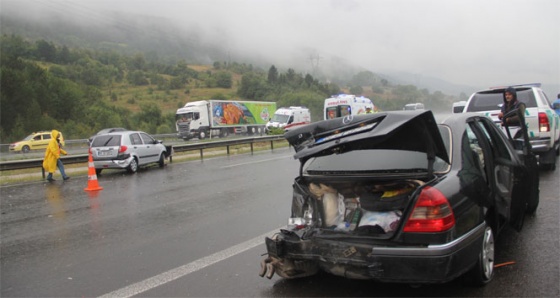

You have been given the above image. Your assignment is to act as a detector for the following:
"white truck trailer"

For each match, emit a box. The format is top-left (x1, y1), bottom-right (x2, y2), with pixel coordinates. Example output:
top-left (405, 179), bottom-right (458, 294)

top-left (175, 100), bottom-right (277, 140)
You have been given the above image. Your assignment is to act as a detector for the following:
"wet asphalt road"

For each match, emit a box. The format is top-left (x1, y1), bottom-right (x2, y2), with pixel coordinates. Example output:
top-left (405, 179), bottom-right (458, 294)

top-left (0, 147), bottom-right (558, 297)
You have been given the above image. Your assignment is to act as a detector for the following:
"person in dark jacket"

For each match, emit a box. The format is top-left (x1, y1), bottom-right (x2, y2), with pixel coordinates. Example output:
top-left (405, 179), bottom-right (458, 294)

top-left (498, 86), bottom-right (526, 126)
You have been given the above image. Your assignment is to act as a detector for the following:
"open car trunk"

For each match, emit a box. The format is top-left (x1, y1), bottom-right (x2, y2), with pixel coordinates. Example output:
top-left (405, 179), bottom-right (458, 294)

top-left (283, 111), bottom-right (449, 238)
top-left (290, 176), bottom-right (432, 238)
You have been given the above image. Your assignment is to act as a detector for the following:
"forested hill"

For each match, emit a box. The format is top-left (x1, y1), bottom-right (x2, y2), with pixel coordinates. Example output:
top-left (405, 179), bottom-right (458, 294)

top-left (0, 9), bottom-right (459, 142)
top-left (0, 33), bottom-right (345, 142)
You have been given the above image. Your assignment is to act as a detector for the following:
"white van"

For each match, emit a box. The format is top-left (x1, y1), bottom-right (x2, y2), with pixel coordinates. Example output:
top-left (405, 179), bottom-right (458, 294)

top-left (452, 101), bottom-right (467, 113)
top-left (266, 106), bottom-right (311, 133)
top-left (403, 103), bottom-right (425, 111)
top-left (324, 94), bottom-right (374, 120)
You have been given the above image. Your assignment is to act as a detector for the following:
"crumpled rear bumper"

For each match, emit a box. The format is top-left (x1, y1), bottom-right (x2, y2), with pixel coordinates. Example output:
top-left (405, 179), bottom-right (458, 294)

top-left (262, 223), bottom-right (485, 283)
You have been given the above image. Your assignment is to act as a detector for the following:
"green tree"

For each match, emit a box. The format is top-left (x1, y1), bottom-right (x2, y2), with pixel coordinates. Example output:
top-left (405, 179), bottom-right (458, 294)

top-left (349, 85), bottom-right (363, 95)
top-left (128, 70), bottom-right (149, 85)
top-left (238, 72), bottom-right (268, 100)
top-left (129, 53), bottom-right (146, 70)
top-left (304, 74), bottom-right (314, 87)
top-left (35, 40), bottom-right (57, 62)
top-left (351, 71), bottom-right (377, 86)
top-left (268, 65), bottom-right (278, 84)
top-left (215, 71), bottom-right (232, 88)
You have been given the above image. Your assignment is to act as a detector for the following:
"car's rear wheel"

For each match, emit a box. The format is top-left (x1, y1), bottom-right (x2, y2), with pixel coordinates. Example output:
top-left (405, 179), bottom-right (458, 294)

top-left (127, 158), bottom-right (138, 173)
top-left (22, 145), bottom-right (30, 153)
top-left (463, 223), bottom-right (495, 286)
top-left (158, 153), bottom-right (165, 168)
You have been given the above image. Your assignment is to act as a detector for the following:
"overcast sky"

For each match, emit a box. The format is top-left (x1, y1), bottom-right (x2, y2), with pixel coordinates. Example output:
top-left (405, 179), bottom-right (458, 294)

top-left (3, 0), bottom-right (559, 90)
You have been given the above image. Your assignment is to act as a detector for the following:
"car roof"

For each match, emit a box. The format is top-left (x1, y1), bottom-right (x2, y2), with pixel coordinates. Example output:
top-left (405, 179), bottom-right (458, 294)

top-left (96, 128), bottom-right (128, 134)
top-left (284, 110), bottom-right (449, 165)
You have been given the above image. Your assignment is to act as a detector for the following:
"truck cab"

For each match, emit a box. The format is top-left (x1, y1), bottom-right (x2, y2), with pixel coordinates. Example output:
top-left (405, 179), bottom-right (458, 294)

top-left (175, 101), bottom-right (211, 140)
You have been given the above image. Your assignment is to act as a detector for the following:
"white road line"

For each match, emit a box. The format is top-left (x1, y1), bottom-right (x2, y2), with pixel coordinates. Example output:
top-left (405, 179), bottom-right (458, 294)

top-left (97, 227), bottom-right (285, 298)
top-left (220, 155), bottom-right (292, 169)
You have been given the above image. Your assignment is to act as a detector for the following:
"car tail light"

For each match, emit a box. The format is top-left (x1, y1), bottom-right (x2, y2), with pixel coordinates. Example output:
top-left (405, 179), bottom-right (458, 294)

top-left (118, 145), bottom-right (128, 153)
top-left (538, 112), bottom-right (550, 132)
top-left (288, 206), bottom-right (313, 230)
top-left (403, 186), bottom-right (455, 233)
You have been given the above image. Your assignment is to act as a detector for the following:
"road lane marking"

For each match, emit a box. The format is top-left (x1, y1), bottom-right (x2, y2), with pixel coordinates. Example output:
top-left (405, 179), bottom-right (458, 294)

top-left (97, 226), bottom-right (286, 298)
top-left (220, 155), bottom-right (293, 169)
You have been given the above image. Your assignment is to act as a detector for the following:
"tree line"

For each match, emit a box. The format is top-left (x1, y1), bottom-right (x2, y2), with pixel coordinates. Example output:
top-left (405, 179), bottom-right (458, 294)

top-left (1, 34), bottom-right (456, 143)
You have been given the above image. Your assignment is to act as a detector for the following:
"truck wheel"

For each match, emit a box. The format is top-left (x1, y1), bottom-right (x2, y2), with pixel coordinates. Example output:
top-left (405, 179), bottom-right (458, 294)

top-left (199, 131), bottom-right (206, 139)
top-left (220, 129), bottom-right (229, 138)
top-left (463, 223), bottom-right (494, 286)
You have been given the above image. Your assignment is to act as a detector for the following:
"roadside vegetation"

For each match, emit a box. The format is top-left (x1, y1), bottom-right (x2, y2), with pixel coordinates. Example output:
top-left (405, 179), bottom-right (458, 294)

top-left (1, 34), bottom-right (459, 144)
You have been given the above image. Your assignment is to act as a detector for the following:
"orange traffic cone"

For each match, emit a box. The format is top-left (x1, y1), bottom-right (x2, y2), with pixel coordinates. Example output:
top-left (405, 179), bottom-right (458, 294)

top-left (84, 150), bottom-right (103, 191)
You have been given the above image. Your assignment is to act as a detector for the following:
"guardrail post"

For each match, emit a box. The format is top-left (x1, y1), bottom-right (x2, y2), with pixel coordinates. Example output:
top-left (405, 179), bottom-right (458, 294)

top-left (270, 140), bottom-right (274, 151)
top-left (227, 145), bottom-right (230, 155)
top-left (41, 166), bottom-right (45, 179)
top-left (199, 149), bottom-right (204, 160)
top-left (250, 143), bottom-right (254, 154)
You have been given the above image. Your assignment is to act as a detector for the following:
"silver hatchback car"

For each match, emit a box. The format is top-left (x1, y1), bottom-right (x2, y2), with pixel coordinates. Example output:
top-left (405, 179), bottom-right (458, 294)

top-left (90, 130), bottom-right (168, 175)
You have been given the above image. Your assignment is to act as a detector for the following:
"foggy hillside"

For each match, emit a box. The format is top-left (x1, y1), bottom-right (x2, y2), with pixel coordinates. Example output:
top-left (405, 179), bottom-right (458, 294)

top-left (2, 0), bottom-right (557, 98)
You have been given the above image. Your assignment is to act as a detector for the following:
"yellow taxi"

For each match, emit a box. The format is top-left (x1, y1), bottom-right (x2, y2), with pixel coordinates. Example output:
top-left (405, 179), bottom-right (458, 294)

top-left (9, 131), bottom-right (65, 153)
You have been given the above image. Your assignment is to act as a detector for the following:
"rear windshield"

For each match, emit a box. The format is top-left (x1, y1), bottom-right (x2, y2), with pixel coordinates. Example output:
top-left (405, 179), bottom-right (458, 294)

top-left (91, 135), bottom-right (122, 147)
top-left (466, 88), bottom-right (537, 112)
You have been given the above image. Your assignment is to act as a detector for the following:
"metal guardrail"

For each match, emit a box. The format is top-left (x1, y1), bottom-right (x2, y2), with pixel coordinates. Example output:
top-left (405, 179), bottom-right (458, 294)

top-left (0, 135), bottom-right (287, 172)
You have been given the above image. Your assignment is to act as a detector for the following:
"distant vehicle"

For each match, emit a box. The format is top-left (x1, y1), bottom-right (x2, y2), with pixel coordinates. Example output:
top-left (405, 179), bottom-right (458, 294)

top-left (265, 106), bottom-right (311, 133)
top-left (324, 94), bottom-right (374, 120)
top-left (88, 128), bottom-right (128, 144)
top-left (463, 83), bottom-right (559, 170)
top-left (553, 98), bottom-right (560, 116)
top-left (403, 103), bottom-right (425, 111)
top-left (90, 130), bottom-right (168, 175)
top-left (259, 110), bottom-right (539, 286)
top-left (452, 101), bottom-right (467, 113)
top-left (9, 131), bottom-right (65, 153)
top-left (175, 100), bottom-right (277, 140)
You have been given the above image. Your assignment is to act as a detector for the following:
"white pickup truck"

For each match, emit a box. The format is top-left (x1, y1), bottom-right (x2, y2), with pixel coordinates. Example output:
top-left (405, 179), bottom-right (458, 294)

top-left (464, 83), bottom-right (559, 170)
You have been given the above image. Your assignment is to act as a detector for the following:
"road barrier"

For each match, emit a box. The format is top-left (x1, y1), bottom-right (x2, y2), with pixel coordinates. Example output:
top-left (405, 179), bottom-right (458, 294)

top-left (0, 135), bottom-right (287, 172)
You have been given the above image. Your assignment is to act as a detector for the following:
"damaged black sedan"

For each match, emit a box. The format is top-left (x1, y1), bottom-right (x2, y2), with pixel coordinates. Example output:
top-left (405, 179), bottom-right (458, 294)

top-left (259, 110), bottom-right (539, 286)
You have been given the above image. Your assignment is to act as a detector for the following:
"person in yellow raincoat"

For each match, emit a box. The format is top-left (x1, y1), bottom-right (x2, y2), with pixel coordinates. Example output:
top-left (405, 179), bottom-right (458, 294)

top-left (43, 130), bottom-right (69, 181)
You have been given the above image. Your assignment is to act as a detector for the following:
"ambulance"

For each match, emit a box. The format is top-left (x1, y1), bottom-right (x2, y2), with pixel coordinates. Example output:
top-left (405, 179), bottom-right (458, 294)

top-left (266, 106), bottom-right (311, 133)
top-left (324, 94), bottom-right (374, 120)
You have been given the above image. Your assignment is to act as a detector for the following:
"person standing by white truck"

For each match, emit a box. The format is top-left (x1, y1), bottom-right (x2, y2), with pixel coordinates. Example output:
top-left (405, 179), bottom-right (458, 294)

top-left (463, 83), bottom-right (559, 170)
top-left (265, 106), bottom-right (311, 133)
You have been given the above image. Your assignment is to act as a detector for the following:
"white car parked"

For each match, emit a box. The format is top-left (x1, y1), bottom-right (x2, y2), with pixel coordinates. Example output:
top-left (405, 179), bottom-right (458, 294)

top-left (90, 130), bottom-right (168, 174)
top-left (463, 83), bottom-right (559, 170)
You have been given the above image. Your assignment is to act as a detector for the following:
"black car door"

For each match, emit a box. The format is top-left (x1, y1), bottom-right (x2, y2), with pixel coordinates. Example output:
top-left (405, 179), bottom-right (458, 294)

top-left (469, 117), bottom-right (529, 231)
